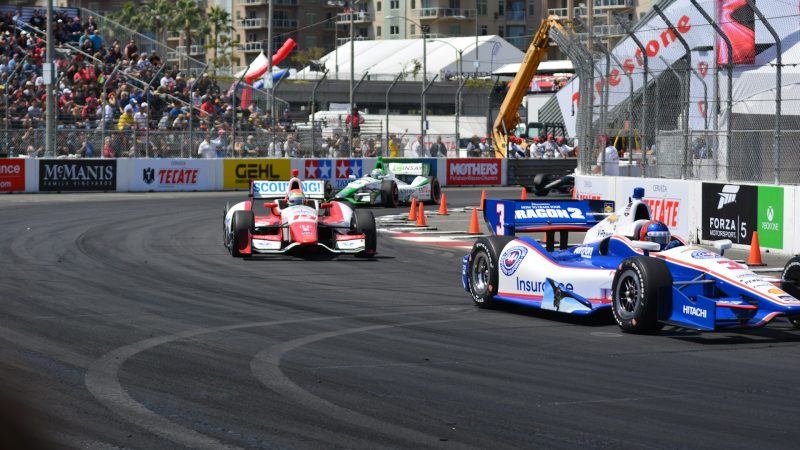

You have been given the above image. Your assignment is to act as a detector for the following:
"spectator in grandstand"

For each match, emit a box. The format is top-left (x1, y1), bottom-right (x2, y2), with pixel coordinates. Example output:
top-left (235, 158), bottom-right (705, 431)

top-left (117, 104), bottom-right (135, 130)
top-left (160, 71), bottom-right (176, 91)
top-left (542, 134), bottom-right (557, 159)
top-left (241, 135), bottom-right (260, 157)
top-left (466, 135), bottom-right (481, 157)
top-left (124, 38), bottom-right (137, 60)
top-left (278, 110), bottom-right (294, 132)
top-left (284, 134), bottom-right (301, 157)
top-left (198, 132), bottom-right (218, 158)
top-left (84, 16), bottom-right (98, 34)
top-left (102, 136), bottom-right (116, 158)
top-left (212, 128), bottom-right (228, 157)
top-left (268, 138), bottom-right (283, 157)
top-left (388, 129), bottom-right (407, 157)
top-left (133, 102), bottom-right (148, 130)
top-left (263, 110), bottom-right (275, 129)
top-left (430, 136), bottom-right (447, 157)
top-left (363, 138), bottom-right (378, 157)
top-left (68, 16), bottom-right (83, 43)
top-left (345, 106), bottom-right (364, 137)
top-left (76, 133), bottom-right (95, 158)
top-left (30, 10), bottom-right (45, 31)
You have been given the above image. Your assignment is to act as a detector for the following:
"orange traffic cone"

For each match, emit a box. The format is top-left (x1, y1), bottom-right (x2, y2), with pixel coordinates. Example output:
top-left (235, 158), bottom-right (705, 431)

top-left (416, 202), bottom-right (427, 227)
top-left (438, 193), bottom-right (449, 215)
top-left (747, 231), bottom-right (765, 266)
top-left (468, 207), bottom-right (481, 234)
top-left (408, 197), bottom-right (417, 221)
top-left (521, 187), bottom-right (528, 200)
top-left (479, 190), bottom-right (487, 211)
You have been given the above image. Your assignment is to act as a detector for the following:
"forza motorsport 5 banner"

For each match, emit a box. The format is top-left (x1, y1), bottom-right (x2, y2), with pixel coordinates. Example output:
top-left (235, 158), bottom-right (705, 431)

top-left (39, 159), bottom-right (116, 191)
top-left (130, 159), bottom-right (214, 191)
top-left (702, 183), bottom-right (784, 248)
top-left (223, 159), bottom-right (290, 189)
top-left (0, 159), bottom-right (25, 192)
top-left (445, 158), bottom-right (502, 185)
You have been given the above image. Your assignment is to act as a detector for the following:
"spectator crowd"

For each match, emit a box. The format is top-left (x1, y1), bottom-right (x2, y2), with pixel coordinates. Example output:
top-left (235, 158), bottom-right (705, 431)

top-left (0, 8), bottom-right (301, 158)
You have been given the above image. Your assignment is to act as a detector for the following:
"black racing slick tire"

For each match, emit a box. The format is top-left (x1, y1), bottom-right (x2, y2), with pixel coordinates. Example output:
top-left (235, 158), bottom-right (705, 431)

top-left (380, 180), bottom-right (399, 208)
top-left (468, 236), bottom-right (515, 308)
top-left (781, 256), bottom-right (800, 328)
top-left (428, 177), bottom-right (441, 205)
top-left (231, 210), bottom-right (254, 258)
top-left (611, 256), bottom-right (671, 333)
top-left (354, 209), bottom-right (377, 257)
top-left (223, 202), bottom-right (229, 247)
top-left (533, 174), bottom-right (550, 197)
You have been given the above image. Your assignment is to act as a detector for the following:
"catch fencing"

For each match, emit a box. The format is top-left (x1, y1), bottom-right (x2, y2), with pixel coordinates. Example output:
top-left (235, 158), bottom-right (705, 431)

top-left (550, 0), bottom-right (800, 184)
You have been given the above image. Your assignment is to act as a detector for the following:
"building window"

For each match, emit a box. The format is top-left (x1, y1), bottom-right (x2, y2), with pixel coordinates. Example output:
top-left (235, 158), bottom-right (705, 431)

top-left (390, 25), bottom-right (399, 35)
top-left (411, 24), bottom-right (415, 36)
top-left (411, 0), bottom-right (416, 9)
top-left (377, 1), bottom-right (381, 12)
top-left (480, 25), bottom-right (488, 35)
top-left (449, 24), bottom-right (461, 35)
top-left (449, 0), bottom-right (461, 8)
top-left (477, 0), bottom-right (487, 15)
top-left (498, 0), bottom-right (505, 15)
top-left (377, 26), bottom-right (382, 37)
top-left (390, 0), bottom-right (399, 10)
top-left (498, 26), bottom-right (504, 37)
top-left (528, 0), bottom-right (535, 15)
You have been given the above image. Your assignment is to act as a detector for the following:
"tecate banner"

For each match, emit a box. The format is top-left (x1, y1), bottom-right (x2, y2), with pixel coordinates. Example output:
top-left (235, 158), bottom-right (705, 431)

top-left (39, 159), bottom-right (116, 192)
top-left (223, 159), bottom-right (291, 189)
top-left (618, 178), bottom-right (690, 238)
top-left (131, 159), bottom-right (213, 191)
top-left (446, 158), bottom-right (502, 185)
top-left (0, 159), bottom-right (25, 192)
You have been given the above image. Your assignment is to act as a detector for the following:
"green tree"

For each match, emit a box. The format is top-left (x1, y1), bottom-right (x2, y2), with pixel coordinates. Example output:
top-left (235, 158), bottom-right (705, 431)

top-left (169, 0), bottom-right (209, 56)
top-left (207, 5), bottom-right (233, 67)
top-left (290, 47), bottom-right (326, 69)
top-left (113, 0), bottom-right (173, 46)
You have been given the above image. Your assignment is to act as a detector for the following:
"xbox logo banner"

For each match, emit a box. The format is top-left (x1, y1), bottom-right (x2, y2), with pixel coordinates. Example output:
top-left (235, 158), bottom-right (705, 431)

top-left (757, 186), bottom-right (783, 249)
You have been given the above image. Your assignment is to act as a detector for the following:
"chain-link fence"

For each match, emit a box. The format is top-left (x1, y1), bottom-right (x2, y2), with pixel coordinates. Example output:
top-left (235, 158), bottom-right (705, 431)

top-left (551, 2), bottom-right (800, 184)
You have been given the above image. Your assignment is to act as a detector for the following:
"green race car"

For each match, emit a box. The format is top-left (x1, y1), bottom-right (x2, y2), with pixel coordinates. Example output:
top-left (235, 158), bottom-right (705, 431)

top-left (334, 159), bottom-right (441, 207)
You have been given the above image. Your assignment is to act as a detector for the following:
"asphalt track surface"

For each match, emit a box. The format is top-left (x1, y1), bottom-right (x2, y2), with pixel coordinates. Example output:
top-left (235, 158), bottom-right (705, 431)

top-left (2, 187), bottom-right (800, 449)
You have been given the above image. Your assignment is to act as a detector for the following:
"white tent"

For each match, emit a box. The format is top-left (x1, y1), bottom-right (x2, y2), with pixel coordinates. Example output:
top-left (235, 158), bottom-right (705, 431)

top-left (295, 35), bottom-right (525, 81)
top-left (732, 34), bottom-right (800, 115)
top-left (492, 60), bottom-right (574, 76)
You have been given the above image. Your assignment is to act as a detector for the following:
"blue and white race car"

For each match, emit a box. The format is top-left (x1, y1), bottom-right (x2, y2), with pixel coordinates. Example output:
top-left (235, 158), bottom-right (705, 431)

top-left (462, 188), bottom-right (800, 333)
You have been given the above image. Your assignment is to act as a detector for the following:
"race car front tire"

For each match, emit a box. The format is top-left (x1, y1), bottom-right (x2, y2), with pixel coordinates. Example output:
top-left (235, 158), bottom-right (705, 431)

top-left (781, 255), bottom-right (800, 328)
top-left (223, 202), bottom-right (230, 247)
top-left (354, 209), bottom-right (377, 257)
top-left (469, 236), bottom-right (515, 308)
top-left (231, 210), bottom-right (254, 258)
top-left (381, 180), bottom-right (399, 208)
top-left (612, 256), bottom-right (670, 333)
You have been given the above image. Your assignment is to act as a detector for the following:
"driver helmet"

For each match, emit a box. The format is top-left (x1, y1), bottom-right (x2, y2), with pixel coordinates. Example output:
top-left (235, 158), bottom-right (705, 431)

top-left (639, 220), bottom-right (671, 250)
top-left (371, 168), bottom-right (383, 178)
top-left (287, 189), bottom-right (305, 207)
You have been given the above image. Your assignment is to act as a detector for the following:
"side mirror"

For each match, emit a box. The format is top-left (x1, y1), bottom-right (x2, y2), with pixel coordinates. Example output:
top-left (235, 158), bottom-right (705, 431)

top-left (263, 202), bottom-right (278, 208)
top-left (631, 241), bottom-right (661, 253)
top-left (713, 239), bottom-right (732, 256)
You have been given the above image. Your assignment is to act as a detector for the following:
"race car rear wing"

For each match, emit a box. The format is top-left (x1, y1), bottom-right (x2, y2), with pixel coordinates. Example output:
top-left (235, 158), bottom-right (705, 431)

top-left (387, 162), bottom-right (430, 176)
top-left (250, 179), bottom-right (328, 199)
top-left (484, 199), bottom-right (614, 249)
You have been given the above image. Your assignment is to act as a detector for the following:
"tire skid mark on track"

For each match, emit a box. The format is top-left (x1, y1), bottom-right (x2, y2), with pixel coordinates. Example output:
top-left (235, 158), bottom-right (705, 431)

top-left (250, 318), bottom-right (483, 449)
top-left (85, 309), bottom-right (473, 449)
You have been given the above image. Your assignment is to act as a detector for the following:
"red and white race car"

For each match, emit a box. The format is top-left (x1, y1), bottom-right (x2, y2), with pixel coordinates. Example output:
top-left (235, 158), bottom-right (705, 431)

top-left (223, 172), bottom-right (376, 258)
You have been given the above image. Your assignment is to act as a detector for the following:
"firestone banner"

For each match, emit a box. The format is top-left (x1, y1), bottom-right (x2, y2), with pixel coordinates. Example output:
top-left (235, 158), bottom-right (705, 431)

top-left (0, 159), bottom-right (25, 192)
top-left (445, 158), bottom-right (502, 185)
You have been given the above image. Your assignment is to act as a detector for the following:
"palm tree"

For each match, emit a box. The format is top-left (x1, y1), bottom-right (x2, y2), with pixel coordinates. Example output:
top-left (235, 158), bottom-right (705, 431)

top-left (113, 0), bottom-right (173, 45)
top-left (207, 6), bottom-right (233, 66)
top-left (170, 0), bottom-right (209, 57)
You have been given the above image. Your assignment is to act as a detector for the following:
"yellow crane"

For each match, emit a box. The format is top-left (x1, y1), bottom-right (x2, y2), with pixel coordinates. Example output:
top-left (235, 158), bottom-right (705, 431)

top-left (492, 16), bottom-right (567, 157)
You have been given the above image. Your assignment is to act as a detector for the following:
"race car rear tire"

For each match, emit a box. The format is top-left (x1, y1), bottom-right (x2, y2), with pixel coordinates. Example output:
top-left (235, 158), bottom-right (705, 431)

top-left (469, 236), bottom-right (515, 308)
top-left (381, 180), bottom-right (399, 208)
top-left (533, 174), bottom-right (550, 197)
top-left (428, 177), bottom-right (441, 205)
top-left (781, 256), bottom-right (800, 328)
top-left (354, 209), bottom-right (377, 257)
top-left (231, 210), bottom-right (254, 258)
top-left (612, 256), bottom-right (670, 333)
top-left (223, 202), bottom-right (229, 247)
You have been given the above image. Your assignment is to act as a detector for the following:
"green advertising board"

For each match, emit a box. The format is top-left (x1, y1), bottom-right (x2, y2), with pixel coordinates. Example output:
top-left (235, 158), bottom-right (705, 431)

top-left (757, 186), bottom-right (784, 249)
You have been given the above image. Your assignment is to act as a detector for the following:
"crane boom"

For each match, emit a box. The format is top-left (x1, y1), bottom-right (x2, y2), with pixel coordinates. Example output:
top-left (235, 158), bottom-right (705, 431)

top-left (492, 16), bottom-right (566, 157)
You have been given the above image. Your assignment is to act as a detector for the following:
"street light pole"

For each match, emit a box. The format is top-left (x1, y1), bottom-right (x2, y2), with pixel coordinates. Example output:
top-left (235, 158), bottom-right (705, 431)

top-left (349, 6), bottom-right (354, 155)
top-left (421, 26), bottom-right (427, 150)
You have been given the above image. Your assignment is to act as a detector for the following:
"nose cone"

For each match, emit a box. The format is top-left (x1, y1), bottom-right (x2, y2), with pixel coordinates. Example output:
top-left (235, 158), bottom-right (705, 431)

top-left (289, 221), bottom-right (318, 245)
